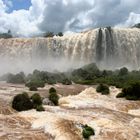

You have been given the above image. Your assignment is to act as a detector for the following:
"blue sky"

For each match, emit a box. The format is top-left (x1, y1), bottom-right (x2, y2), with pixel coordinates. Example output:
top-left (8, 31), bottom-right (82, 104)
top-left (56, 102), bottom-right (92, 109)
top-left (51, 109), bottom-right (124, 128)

top-left (4, 0), bottom-right (31, 12)
top-left (0, 0), bottom-right (140, 36)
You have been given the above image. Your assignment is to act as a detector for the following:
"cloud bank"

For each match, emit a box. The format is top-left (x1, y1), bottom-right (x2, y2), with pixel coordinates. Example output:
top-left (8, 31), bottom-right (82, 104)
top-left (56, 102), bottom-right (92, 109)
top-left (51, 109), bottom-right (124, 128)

top-left (0, 0), bottom-right (140, 36)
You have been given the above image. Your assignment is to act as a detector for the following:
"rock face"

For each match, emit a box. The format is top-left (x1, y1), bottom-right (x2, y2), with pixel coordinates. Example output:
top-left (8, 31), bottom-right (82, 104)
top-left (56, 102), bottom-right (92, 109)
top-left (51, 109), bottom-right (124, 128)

top-left (0, 27), bottom-right (140, 74)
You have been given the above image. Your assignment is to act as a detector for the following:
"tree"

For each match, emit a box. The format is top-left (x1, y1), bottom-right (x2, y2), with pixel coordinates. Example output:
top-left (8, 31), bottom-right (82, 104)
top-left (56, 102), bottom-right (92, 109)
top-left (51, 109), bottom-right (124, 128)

top-left (12, 92), bottom-right (33, 111)
top-left (116, 82), bottom-right (140, 100)
top-left (31, 93), bottom-right (42, 107)
top-left (49, 87), bottom-right (59, 105)
top-left (29, 86), bottom-right (38, 91)
top-left (8, 30), bottom-right (11, 34)
top-left (44, 32), bottom-right (54, 38)
top-left (7, 72), bottom-right (25, 84)
top-left (57, 32), bottom-right (63, 37)
top-left (119, 67), bottom-right (128, 76)
top-left (25, 80), bottom-right (45, 89)
top-left (82, 125), bottom-right (95, 139)
top-left (0, 29), bottom-right (12, 39)
top-left (49, 87), bottom-right (56, 93)
top-left (96, 84), bottom-right (110, 95)
top-left (36, 105), bottom-right (45, 111)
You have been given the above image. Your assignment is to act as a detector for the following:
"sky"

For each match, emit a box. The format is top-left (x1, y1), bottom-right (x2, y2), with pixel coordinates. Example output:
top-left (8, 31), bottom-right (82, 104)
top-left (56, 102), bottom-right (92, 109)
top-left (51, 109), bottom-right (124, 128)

top-left (0, 0), bottom-right (140, 37)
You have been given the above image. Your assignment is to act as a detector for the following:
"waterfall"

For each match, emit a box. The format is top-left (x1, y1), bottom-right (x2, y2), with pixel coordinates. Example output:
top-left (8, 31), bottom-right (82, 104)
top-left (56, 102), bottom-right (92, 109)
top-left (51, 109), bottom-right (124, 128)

top-left (0, 27), bottom-right (140, 74)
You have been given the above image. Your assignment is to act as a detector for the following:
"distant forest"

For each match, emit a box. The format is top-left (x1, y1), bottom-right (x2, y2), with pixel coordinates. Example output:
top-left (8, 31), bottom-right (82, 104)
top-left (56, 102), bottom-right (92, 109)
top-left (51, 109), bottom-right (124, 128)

top-left (0, 30), bottom-right (13, 39)
top-left (0, 30), bottom-right (63, 39)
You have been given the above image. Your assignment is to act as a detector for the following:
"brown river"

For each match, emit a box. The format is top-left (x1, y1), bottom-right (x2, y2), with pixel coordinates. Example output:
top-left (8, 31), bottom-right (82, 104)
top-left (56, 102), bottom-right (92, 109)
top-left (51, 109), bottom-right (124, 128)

top-left (0, 82), bottom-right (140, 140)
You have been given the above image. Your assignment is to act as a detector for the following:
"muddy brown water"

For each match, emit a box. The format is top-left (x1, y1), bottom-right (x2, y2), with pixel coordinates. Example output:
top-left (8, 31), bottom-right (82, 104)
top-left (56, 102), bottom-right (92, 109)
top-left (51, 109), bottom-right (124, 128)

top-left (0, 82), bottom-right (140, 140)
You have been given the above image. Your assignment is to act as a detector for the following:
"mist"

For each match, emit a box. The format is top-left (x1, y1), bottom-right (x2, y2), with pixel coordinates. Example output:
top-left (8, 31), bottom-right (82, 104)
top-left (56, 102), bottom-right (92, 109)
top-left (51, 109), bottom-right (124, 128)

top-left (0, 27), bottom-right (140, 76)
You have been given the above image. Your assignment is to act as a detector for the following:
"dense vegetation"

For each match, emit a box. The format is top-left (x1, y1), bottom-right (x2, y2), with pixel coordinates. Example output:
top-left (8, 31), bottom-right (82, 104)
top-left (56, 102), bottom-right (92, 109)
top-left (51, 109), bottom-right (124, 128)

top-left (12, 92), bottom-right (33, 111)
top-left (116, 82), bottom-right (140, 100)
top-left (31, 93), bottom-right (44, 111)
top-left (49, 87), bottom-right (59, 105)
top-left (44, 32), bottom-right (63, 37)
top-left (2, 63), bottom-right (140, 90)
top-left (7, 72), bottom-right (25, 84)
top-left (0, 30), bottom-right (13, 39)
top-left (12, 92), bottom-right (44, 111)
top-left (2, 62), bottom-right (140, 100)
top-left (96, 84), bottom-right (110, 95)
top-left (82, 124), bottom-right (95, 139)
top-left (132, 23), bottom-right (140, 28)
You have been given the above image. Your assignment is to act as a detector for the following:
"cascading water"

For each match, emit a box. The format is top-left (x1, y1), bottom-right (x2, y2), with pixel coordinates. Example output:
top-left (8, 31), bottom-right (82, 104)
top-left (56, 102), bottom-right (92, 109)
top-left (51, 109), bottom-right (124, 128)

top-left (0, 27), bottom-right (140, 74)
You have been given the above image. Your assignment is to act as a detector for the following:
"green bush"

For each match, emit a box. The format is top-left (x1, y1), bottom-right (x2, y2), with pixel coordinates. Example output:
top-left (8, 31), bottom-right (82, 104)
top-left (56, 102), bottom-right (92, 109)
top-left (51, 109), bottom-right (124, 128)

top-left (96, 84), bottom-right (110, 95)
top-left (12, 92), bottom-right (45, 112)
top-left (36, 105), bottom-right (45, 111)
top-left (116, 92), bottom-right (126, 98)
top-left (116, 82), bottom-right (140, 100)
top-left (61, 78), bottom-right (72, 85)
top-left (7, 72), bottom-right (25, 84)
top-left (49, 87), bottom-right (56, 93)
top-left (49, 92), bottom-right (59, 105)
top-left (29, 86), bottom-right (38, 91)
top-left (31, 93), bottom-right (42, 107)
top-left (12, 92), bottom-right (33, 111)
top-left (26, 80), bottom-right (45, 88)
top-left (119, 67), bottom-right (128, 76)
top-left (82, 125), bottom-right (95, 139)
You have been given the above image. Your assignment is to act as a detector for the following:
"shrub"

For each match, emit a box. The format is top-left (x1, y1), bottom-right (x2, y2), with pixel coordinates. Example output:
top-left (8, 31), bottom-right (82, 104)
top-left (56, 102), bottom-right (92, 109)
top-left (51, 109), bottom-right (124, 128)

top-left (36, 105), bottom-right (45, 111)
top-left (49, 87), bottom-right (56, 93)
top-left (96, 84), bottom-right (110, 95)
top-left (61, 78), bottom-right (72, 85)
top-left (116, 82), bottom-right (140, 100)
top-left (49, 92), bottom-right (59, 105)
top-left (119, 67), bottom-right (128, 76)
top-left (116, 92), bottom-right (126, 98)
top-left (57, 32), bottom-right (63, 37)
top-left (44, 32), bottom-right (54, 38)
top-left (7, 72), bottom-right (25, 84)
top-left (31, 93), bottom-right (42, 107)
top-left (82, 125), bottom-right (95, 139)
top-left (12, 92), bottom-right (33, 111)
top-left (29, 86), bottom-right (38, 91)
top-left (26, 80), bottom-right (45, 88)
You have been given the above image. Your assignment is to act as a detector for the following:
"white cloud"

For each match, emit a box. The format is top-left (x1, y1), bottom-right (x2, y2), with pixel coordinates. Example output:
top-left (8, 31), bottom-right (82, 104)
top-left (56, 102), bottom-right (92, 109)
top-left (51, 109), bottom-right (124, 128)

top-left (0, 0), bottom-right (6, 14)
top-left (0, 0), bottom-right (45, 36)
top-left (118, 12), bottom-right (140, 27)
top-left (3, 0), bottom-right (13, 8)
top-left (0, 0), bottom-right (140, 37)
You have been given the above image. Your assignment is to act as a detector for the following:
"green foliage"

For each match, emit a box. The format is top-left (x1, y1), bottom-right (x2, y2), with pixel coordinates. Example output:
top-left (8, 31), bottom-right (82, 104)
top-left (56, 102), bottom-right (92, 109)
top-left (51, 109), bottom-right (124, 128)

top-left (29, 86), bottom-right (38, 91)
top-left (57, 32), bottom-right (63, 36)
top-left (116, 92), bottom-right (126, 98)
top-left (61, 78), bottom-right (72, 85)
top-left (7, 72), bottom-right (25, 84)
top-left (12, 92), bottom-right (45, 112)
top-left (82, 125), bottom-right (95, 139)
top-left (44, 32), bottom-right (54, 37)
top-left (96, 84), bottom-right (110, 95)
top-left (0, 30), bottom-right (13, 39)
top-left (116, 82), bottom-right (140, 100)
top-left (31, 93), bottom-right (42, 107)
top-left (25, 80), bottom-right (45, 88)
top-left (133, 23), bottom-right (140, 28)
top-left (12, 92), bottom-right (33, 111)
top-left (49, 92), bottom-right (59, 105)
top-left (119, 67), bottom-right (128, 76)
top-left (26, 70), bottom-right (70, 85)
top-left (49, 87), bottom-right (56, 93)
top-left (49, 87), bottom-right (59, 105)
top-left (36, 105), bottom-right (45, 111)
top-left (71, 63), bottom-right (100, 82)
